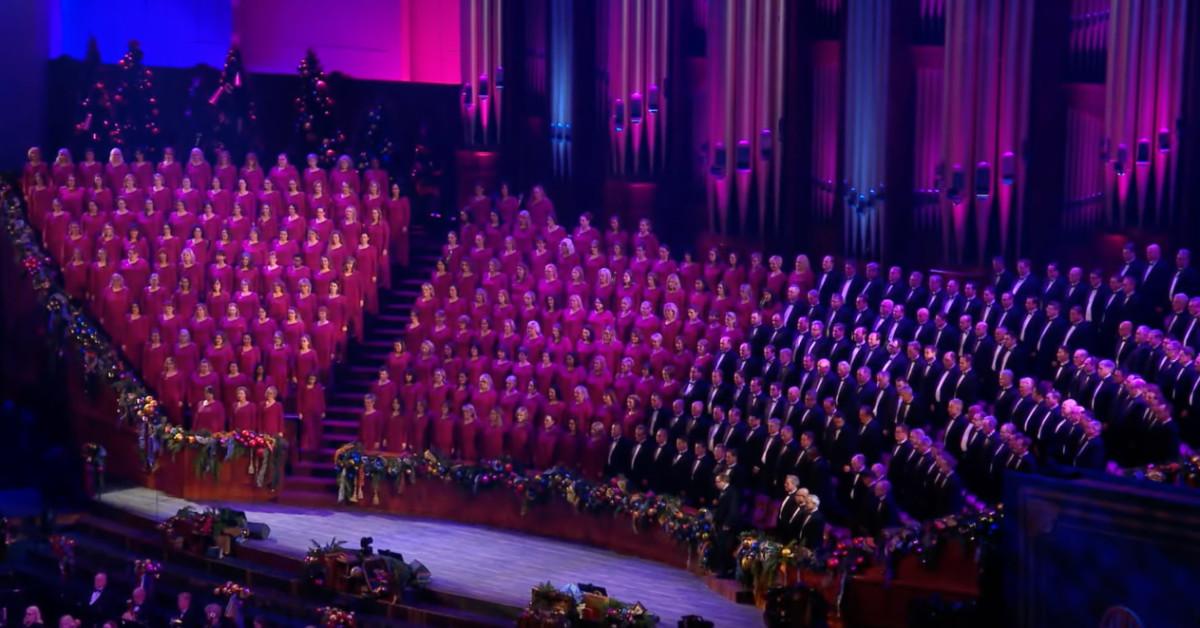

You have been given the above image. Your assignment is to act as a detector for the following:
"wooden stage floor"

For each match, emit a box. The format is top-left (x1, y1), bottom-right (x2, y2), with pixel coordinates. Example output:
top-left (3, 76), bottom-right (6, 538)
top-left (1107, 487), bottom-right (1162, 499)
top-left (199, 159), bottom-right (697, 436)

top-left (98, 488), bottom-right (763, 626)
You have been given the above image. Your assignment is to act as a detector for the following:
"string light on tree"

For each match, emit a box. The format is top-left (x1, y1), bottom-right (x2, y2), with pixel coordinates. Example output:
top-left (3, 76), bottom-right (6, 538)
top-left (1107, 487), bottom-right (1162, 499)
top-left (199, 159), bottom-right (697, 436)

top-left (294, 50), bottom-right (346, 167)
top-left (356, 104), bottom-right (395, 170)
top-left (74, 38), bottom-right (121, 147)
top-left (210, 46), bottom-right (258, 153)
top-left (113, 40), bottom-right (161, 148)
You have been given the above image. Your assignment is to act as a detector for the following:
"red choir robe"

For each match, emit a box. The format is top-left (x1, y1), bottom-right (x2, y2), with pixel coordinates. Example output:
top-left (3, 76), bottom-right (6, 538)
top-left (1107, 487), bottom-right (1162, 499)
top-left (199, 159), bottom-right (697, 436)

top-left (582, 434), bottom-right (610, 480)
top-left (193, 399), bottom-right (226, 433)
top-left (431, 413), bottom-right (457, 456)
top-left (297, 382), bottom-right (326, 451)
top-left (410, 410), bottom-right (431, 453)
top-left (158, 370), bottom-right (187, 424)
top-left (222, 372), bottom-right (251, 413)
top-left (508, 420), bottom-right (533, 466)
top-left (360, 408), bottom-right (386, 449)
top-left (481, 422), bottom-right (508, 460)
top-left (459, 419), bottom-right (480, 462)
top-left (385, 409), bottom-right (409, 453)
top-left (295, 348), bottom-right (319, 382)
top-left (259, 399), bottom-right (284, 435)
top-left (188, 370), bottom-right (220, 410)
top-left (533, 426), bottom-right (560, 469)
top-left (231, 400), bottom-right (258, 432)
top-left (142, 342), bottom-right (168, 389)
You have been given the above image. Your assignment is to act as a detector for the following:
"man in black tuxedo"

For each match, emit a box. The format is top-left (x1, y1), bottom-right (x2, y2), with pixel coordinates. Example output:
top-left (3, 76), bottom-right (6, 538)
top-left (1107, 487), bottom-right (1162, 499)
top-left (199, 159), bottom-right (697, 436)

top-left (1083, 268), bottom-right (1110, 325)
top-left (753, 417), bottom-right (785, 493)
top-left (924, 274), bottom-right (947, 315)
top-left (992, 256), bottom-right (1015, 295)
top-left (824, 411), bottom-right (855, 472)
top-left (628, 425), bottom-right (655, 489)
top-left (850, 294), bottom-right (876, 333)
top-left (879, 339), bottom-right (909, 379)
top-left (904, 271), bottom-right (929, 316)
top-left (1072, 419), bottom-right (1106, 470)
top-left (867, 480), bottom-right (902, 536)
top-left (1168, 248), bottom-right (1199, 306)
top-left (604, 423), bottom-right (632, 478)
top-left (1141, 243), bottom-right (1172, 315)
top-left (940, 279), bottom-right (967, 321)
top-left (892, 383), bottom-right (926, 431)
top-left (1017, 295), bottom-right (1046, 351)
top-left (689, 442), bottom-right (717, 505)
top-left (1100, 274), bottom-right (1127, 337)
top-left (169, 592), bottom-right (203, 628)
top-left (839, 260), bottom-right (866, 306)
top-left (862, 262), bottom-right (885, 309)
top-left (650, 428), bottom-right (676, 492)
top-left (720, 408), bottom-right (749, 454)
top-left (1118, 243), bottom-right (1145, 284)
top-left (711, 473), bottom-right (744, 577)
top-left (855, 407), bottom-right (884, 463)
top-left (888, 304), bottom-right (915, 344)
top-left (1165, 293), bottom-right (1192, 340)
top-left (723, 447), bottom-right (751, 493)
top-left (681, 366), bottom-right (709, 411)
top-left (1010, 258), bottom-right (1041, 302)
top-left (686, 400), bottom-right (713, 449)
top-left (666, 399), bottom-right (691, 442)
top-left (82, 572), bottom-right (121, 626)
top-left (764, 381), bottom-right (788, 422)
top-left (669, 435), bottom-right (694, 494)
top-left (994, 291), bottom-right (1020, 337)
top-left (646, 393), bottom-right (671, 437)
top-left (705, 368), bottom-right (735, 416)
top-left (1061, 305), bottom-right (1095, 353)
top-left (882, 265), bottom-right (910, 305)
top-left (793, 493), bottom-right (827, 550)
top-left (775, 475), bottom-right (803, 540)
top-left (1117, 275), bottom-right (1146, 328)
top-left (815, 255), bottom-right (841, 306)
top-left (1033, 301), bottom-right (1069, 375)
top-left (768, 312), bottom-right (794, 352)
top-left (931, 312), bottom-right (961, 357)
top-left (714, 337), bottom-right (738, 382)
top-left (1063, 266), bottom-right (1088, 309)
top-left (977, 286), bottom-right (1000, 331)
top-left (781, 285), bottom-right (805, 331)
top-left (1042, 262), bottom-right (1068, 305)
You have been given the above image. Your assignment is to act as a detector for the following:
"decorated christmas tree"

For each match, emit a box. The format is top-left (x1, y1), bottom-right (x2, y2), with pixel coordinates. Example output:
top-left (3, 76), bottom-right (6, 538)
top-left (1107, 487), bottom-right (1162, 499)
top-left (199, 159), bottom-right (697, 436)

top-left (210, 46), bottom-right (259, 153)
top-left (294, 50), bottom-right (345, 166)
top-left (112, 40), bottom-right (160, 148)
top-left (74, 38), bottom-right (121, 148)
top-left (356, 104), bottom-right (396, 170)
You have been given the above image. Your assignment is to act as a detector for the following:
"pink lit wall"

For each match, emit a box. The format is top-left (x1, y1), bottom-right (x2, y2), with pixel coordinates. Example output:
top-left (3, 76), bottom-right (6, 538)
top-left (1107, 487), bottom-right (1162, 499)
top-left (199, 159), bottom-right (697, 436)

top-left (233, 0), bottom-right (459, 84)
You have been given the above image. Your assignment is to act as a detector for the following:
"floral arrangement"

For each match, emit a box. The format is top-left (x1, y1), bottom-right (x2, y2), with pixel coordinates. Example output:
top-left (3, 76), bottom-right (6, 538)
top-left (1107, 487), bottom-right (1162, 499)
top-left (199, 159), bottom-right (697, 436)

top-left (316, 606), bottom-right (356, 628)
top-left (732, 503), bottom-right (1005, 594)
top-left (49, 535), bottom-right (77, 576)
top-left (157, 425), bottom-right (288, 490)
top-left (332, 444), bottom-right (715, 550)
top-left (1110, 450), bottom-right (1200, 489)
top-left (133, 558), bottom-right (162, 579)
top-left (159, 506), bottom-right (217, 540)
top-left (214, 581), bottom-right (254, 599)
top-left (304, 537), bottom-right (349, 564)
top-left (521, 582), bottom-right (658, 627)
